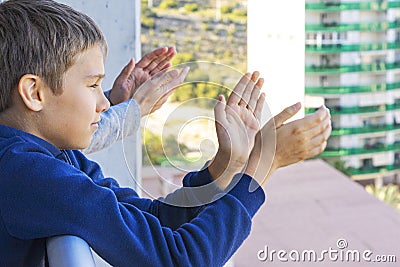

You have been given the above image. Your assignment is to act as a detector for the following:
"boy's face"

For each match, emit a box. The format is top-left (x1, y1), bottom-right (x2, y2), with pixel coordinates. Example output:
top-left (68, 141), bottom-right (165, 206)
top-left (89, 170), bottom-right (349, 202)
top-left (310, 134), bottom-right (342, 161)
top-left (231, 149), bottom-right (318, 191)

top-left (41, 45), bottom-right (110, 150)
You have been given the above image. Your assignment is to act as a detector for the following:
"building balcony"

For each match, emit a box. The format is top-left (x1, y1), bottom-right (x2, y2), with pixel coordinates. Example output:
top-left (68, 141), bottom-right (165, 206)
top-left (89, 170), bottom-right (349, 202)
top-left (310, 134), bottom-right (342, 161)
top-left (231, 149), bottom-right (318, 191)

top-left (306, 102), bottom-right (400, 115)
top-left (349, 163), bottom-right (400, 175)
top-left (330, 123), bottom-right (400, 136)
top-left (306, 42), bottom-right (400, 53)
top-left (305, 61), bottom-right (400, 74)
top-left (321, 141), bottom-right (400, 157)
top-left (306, 1), bottom-right (400, 12)
top-left (305, 21), bottom-right (400, 32)
top-left (305, 81), bottom-right (400, 94)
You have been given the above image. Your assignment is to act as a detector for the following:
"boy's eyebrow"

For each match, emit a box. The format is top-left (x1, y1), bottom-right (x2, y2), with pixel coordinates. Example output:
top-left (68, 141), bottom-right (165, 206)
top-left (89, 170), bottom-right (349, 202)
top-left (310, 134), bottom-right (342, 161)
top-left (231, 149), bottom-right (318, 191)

top-left (85, 74), bottom-right (106, 80)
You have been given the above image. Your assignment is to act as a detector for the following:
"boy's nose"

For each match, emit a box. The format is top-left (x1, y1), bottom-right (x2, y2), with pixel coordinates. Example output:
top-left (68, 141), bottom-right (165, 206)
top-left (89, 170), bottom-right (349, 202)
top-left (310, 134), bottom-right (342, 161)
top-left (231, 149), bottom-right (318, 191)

top-left (97, 90), bottom-right (110, 113)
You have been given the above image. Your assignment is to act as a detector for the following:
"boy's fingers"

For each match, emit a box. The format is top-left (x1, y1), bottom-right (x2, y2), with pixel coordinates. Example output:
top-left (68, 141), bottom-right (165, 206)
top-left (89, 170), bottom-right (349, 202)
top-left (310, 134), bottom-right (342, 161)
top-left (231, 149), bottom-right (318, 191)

top-left (149, 48), bottom-right (177, 76)
top-left (144, 55), bottom-right (169, 73)
top-left (251, 71), bottom-right (260, 82)
top-left (137, 47), bottom-right (168, 68)
top-left (253, 92), bottom-right (265, 122)
top-left (248, 78), bottom-right (263, 112)
top-left (150, 67), bottom-right (189, 112)
top-left (273, 102), bottom-right (302, 128)
top-left (214, 95), bottom-right (228, 127)
top-left (153, 62), bottom-right (172, 76)
top-left (162, 67), bottom-right (190, 95)
top-left (240, 82), bottom-right (255, 107)
top-left (148, 69), bottom-right (178, 93)
top-left (177, 66), bottom-right (190, 82)
top-left (154, 87), bottom-right (176, 109)
top-left (239, 72), bottom-right (260, 107)
top-left (148, 59), bottom-right (170, 75)
top-left (118, 58), bottom-right (135, 79)
top-left (227, 73), bottom-right (252, 105)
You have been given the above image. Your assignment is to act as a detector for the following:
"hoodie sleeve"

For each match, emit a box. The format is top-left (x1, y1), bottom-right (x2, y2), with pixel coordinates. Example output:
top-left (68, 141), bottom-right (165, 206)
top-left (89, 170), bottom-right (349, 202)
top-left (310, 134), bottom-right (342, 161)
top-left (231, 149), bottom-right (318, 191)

top-left (0, 142), bottom-right (265, 267)
top-left (82, 98), bottom-right (141, 154)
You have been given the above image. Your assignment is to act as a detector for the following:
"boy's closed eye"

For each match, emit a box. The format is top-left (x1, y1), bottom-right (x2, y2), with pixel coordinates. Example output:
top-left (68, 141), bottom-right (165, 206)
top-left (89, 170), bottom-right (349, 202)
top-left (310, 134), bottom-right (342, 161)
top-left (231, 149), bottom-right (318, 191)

top-left (90, 83), bottom-right (101, 89)
top-left (86, 74), bottom-right (105, 89)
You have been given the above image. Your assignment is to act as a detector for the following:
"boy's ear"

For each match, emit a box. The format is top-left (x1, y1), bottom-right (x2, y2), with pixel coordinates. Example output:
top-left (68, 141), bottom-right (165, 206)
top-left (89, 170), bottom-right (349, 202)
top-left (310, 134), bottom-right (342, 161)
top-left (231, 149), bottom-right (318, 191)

top-left (18, 74), bottom-right (45, 112)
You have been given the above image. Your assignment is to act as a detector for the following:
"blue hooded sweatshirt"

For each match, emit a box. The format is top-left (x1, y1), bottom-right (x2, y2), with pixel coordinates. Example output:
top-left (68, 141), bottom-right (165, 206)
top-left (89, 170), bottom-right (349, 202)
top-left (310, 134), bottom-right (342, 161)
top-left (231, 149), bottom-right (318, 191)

top-left (0, 124), bottom-right (265, 266)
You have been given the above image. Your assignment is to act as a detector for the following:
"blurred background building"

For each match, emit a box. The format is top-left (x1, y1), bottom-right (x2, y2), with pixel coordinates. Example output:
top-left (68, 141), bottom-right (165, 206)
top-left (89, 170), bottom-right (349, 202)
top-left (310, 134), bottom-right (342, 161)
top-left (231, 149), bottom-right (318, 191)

top-left (249, 0), bottom-right (400, 187)
top-left (305, 0), bottom-right (400, 187)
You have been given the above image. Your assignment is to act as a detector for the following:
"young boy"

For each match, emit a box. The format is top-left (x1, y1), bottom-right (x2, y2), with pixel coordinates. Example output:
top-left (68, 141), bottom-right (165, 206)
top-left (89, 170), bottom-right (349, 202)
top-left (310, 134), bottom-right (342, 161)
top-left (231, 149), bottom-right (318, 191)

top-left (0, 1), bottom-right (331, 266)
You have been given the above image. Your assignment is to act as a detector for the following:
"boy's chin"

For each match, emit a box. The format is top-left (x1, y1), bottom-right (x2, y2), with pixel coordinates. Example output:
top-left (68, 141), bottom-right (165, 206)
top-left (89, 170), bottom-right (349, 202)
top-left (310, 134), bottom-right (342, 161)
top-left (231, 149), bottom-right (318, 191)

top-left (64, 139), bottom-right (92, 151)
top-left (61, 134), bottom-right (94, 150)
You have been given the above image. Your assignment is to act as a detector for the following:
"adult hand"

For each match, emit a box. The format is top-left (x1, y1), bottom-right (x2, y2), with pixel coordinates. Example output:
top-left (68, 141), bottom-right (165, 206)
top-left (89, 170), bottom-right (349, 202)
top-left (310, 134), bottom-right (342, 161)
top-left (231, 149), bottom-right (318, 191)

top-left (133, 66), bottom-right (190, 117)
top-left (245, 103), bottom-right (331, 187)
top-left (208, 72), bottom-right (266, 189)
top-left (109, 46), bottom-right (177, 106)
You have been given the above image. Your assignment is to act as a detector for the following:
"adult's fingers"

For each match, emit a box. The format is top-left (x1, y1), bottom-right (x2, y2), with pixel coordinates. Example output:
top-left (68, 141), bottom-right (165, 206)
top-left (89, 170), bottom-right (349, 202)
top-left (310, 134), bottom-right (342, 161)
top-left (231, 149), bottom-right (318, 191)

top-left (155, 62), bottom-right (172, 74)
top-left (295, 106), bottom-right (330, 131)
top-left (253, 92), bottom-right (266, 122)
top-left (148, 47), bottom-right (177, 76)
top-left (301, 115), bottom-right (331, 140)
top-left (227, 73), bottom-right (252, 106)
top-left (161, 66), bottom-right (190, 95)
top-left (240, 72), bottom-right (260, 107)
top-left (308, 122), bottom-right (332, 149)
top-left (309, 140), bottom-right (328, 158)
top-left (118, 58), bottom-right (136, 80)
top-left (145, 47), bottom-right (176, 74)
top-left (247, 78), bottom-right (263, 112)
top-left (150, 69), bottom-right (179, 89)
top-left (273, 102), bottom-right (302, 128)
top-left (136, 47), bottom-right (169, 68)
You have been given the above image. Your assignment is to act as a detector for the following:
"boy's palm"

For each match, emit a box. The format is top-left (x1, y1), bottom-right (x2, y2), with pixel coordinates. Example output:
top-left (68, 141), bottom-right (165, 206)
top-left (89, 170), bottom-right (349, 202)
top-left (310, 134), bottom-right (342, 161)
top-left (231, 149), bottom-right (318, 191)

top-left (214, 72), bottom-right (265, 167)
top-left (109, 47), bottom-right (176, 105)
top-left (130, 46), bottom-right (176, 92)
top-left (215, 99), bottom-right (259, 165)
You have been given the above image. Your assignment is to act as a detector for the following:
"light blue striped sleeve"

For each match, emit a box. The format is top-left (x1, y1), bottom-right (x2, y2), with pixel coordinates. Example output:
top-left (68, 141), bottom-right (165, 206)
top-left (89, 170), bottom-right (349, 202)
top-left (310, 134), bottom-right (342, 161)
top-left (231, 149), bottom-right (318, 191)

top-left (83, 95), bottom-right (141, 154)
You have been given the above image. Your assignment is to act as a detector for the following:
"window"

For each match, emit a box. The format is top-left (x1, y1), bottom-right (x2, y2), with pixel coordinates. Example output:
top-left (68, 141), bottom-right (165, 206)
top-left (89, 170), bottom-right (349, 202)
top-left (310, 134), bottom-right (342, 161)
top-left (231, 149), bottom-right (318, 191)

top-left (362, 158), bottom-right (373, 168)
top-left (320, 76), bottom-right (328, 86)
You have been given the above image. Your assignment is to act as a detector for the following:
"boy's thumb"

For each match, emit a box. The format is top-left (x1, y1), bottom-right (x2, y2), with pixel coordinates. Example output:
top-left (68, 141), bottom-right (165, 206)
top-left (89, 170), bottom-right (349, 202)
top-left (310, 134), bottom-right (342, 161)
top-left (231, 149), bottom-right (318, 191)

top-left (274, 102), bottom-right (301, 128)
top-left (121, 58), bottom-right (136, 76)
top-left (214, 95), bottom-right (226, 124)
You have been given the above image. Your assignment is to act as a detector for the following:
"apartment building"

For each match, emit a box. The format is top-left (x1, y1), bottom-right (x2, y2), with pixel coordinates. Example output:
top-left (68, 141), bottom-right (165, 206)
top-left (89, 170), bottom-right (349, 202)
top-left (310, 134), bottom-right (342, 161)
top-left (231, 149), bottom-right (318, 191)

top-left (305, 0), bottom-right (400, 186)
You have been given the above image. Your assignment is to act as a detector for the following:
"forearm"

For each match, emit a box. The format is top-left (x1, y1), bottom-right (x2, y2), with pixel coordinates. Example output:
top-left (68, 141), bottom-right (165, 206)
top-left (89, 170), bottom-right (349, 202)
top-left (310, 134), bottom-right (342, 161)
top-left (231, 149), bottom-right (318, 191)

top-left (5, 156), bottom-right (265, 266)
top-left (208, 149), bottom-right (247, 190)
top-left (117, 182), bottom-right (264, 266)
top-left (83, 98), bottom-right (141, 154)
top-left (244, 140), bottom-right (279, 188)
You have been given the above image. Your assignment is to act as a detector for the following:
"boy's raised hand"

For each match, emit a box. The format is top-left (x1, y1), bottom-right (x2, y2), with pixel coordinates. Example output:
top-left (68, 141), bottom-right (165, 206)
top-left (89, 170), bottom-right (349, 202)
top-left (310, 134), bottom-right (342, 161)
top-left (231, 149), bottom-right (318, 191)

top-left (208, 72), bottom-right (265, 189)
top-left (245, 103), bottom-right (332, 187)
top-left (133, 66), bottom-right (190, 116)
top-left (109, 46), bottom-right (177, 106)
